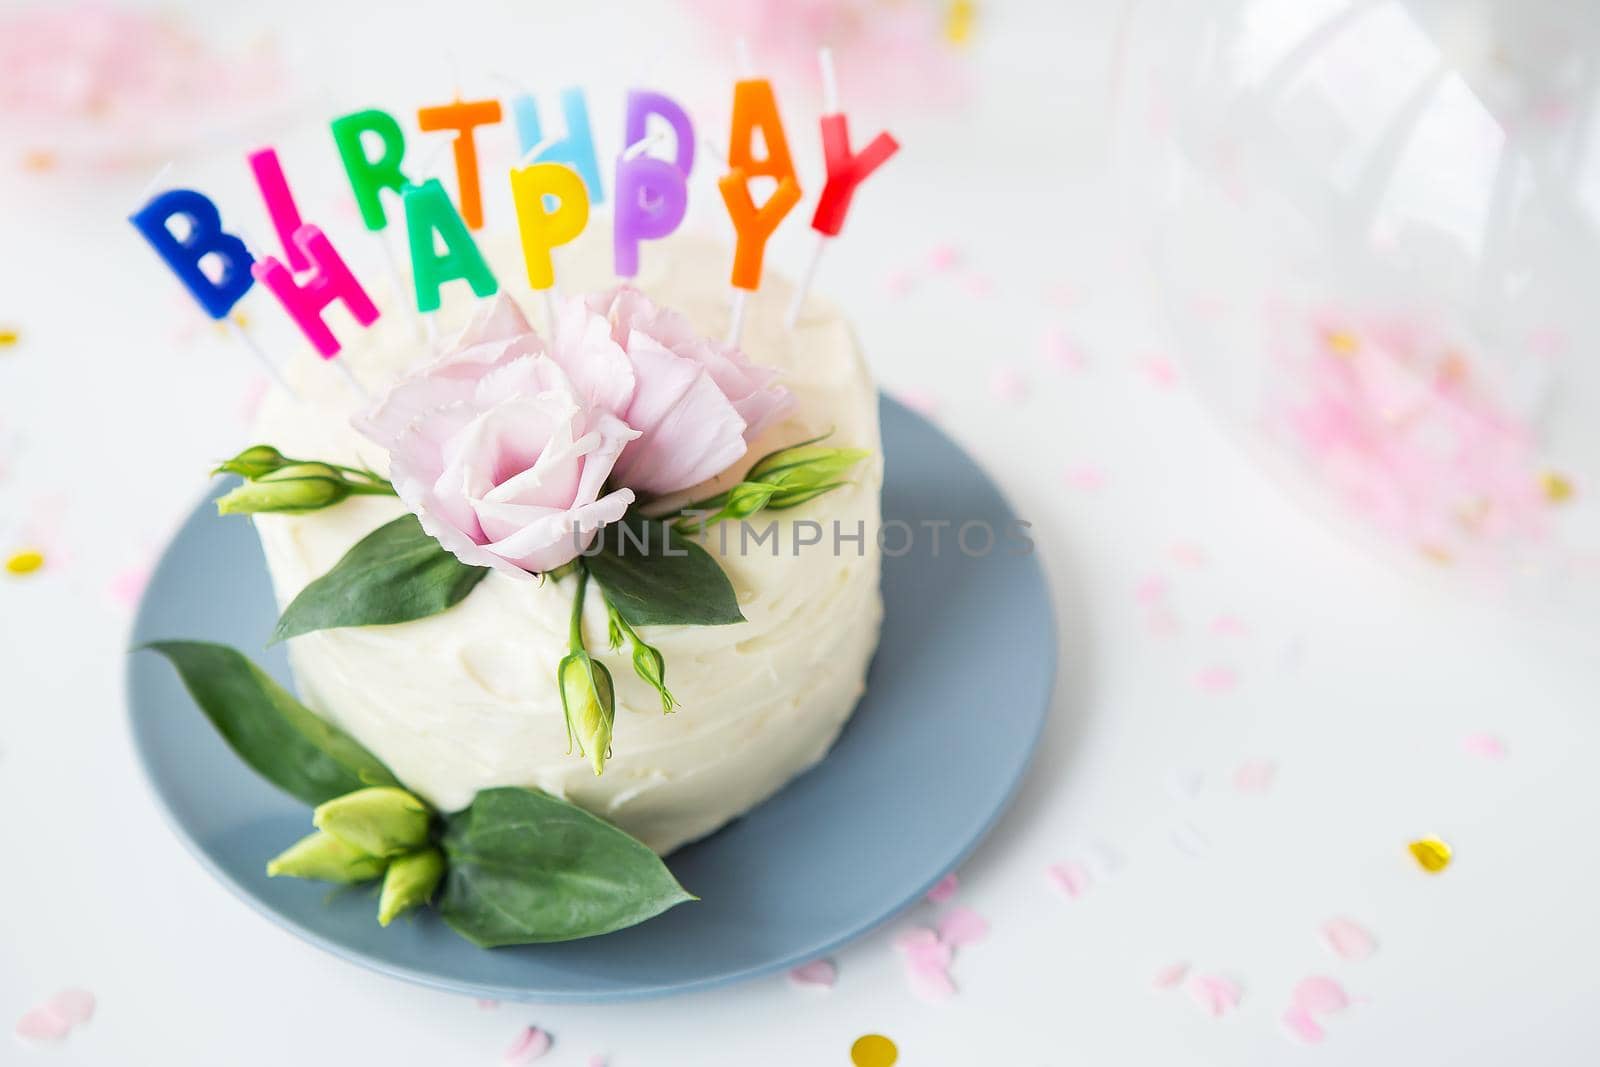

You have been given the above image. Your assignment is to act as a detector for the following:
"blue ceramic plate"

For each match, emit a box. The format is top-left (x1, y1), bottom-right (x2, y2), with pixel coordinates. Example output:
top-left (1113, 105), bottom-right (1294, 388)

top-left (126, 395), bottom-right (1056, 1002)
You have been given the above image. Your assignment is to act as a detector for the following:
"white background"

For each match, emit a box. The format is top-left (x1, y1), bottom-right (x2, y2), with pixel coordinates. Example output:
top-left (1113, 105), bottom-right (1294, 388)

top-left (3, 1), bottom-right (1598, 1063)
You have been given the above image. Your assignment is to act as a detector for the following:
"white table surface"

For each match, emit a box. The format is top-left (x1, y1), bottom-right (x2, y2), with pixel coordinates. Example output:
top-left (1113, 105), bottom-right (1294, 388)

top-left (3, 1), bottom-right (1597, 1063)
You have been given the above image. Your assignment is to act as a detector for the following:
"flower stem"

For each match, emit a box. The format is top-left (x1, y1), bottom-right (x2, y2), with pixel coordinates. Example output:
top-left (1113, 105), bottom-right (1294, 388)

top-left (569, 566), bottom-right (590, 653)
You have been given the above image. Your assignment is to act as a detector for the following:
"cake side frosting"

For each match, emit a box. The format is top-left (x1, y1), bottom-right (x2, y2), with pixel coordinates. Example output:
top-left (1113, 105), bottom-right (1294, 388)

top-left (250, 229), bottom-right (883, 854)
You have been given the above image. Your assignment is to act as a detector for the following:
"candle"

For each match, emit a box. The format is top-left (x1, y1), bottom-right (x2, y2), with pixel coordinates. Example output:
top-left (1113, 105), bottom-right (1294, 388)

top-left (251, 225), bottom-right (380, 358)
top-left (402, 178), bottom-right (498, 313)
top-left (512, 87), bottom-right (604, 204)
top-left (728, 78), bottom-right (797, 185)
top-left (129, 188), bottom-right (255, 318)
top-left (623, 89), bottom-right (696, 176)
top-left (330, 109), bottom-right (410, 231)
top-left (417, 97), bottom-right (504, 230)
top-left (811, 114), bottom-right (899, 238)
top-left (719, 170), bottom-right (801, 291)
top-left (509, 162), bottom-right (589, 290)
top-left (247, 147), bottom-right (309, 272)
top-left (614, 152), bottom-right (688, 278)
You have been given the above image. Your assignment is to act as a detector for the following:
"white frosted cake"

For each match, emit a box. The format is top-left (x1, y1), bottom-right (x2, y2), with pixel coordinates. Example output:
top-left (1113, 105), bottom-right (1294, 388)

top-left (251, 231), bottom-right (884, 854)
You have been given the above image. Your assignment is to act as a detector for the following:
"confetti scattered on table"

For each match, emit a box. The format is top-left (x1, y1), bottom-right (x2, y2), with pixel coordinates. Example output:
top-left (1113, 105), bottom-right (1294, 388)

top-left (989, 366), bottom-right (1027, 403)
top-left (936, 906), bottom-right (990, 947)
top-left (927, 244), bottom-right (962, 272)
top-left (1409, 836), bottom-right (1452, 873)
top-left (1169, 541), bottom-right (1209, 568)
top-left (1232, 760), bottom-right (1276, 792)
top-left (0, 326), bottom-right (19, 348)
top-left (1047, 860), bottom-right (1091, 899)
top-left (1540, 471), bottom-right (1574, 504)
top-left (14, 988), bottom-right (95, 1042)
top-left (1195, 665), bottom-right (1238, 693)
top-left (476, 998), bottom-right (500, 1010)
top-left (1144, 357), bottom-right (1177, 388)
top-left (895, 927), bottom-right (957, 1001)
top-left (1282, 975), bottom-right (1352, 1044)
top-left (1064, 463), bottom-right (1106, 491)
top-left (1186, 973), bottom-right (1242, 1017)
top-left (925, 872), bottom-right (959, 904)
top-left (1320, 917), bottom-right (1377, 961)
top-left (1151, 961), bottom-right (1189, 989)
top-left (895, 387), bottom-right (941, 417)
top-left (586, 1056), bottom-right (607, 1067)
top-left (108, 564), bottom-right (152, 608)
top-left (788, 958), bottom-right (837, 989)
top-left (884, 269), bottom-right (915, 298)
top-left (1461, 732), bottom-right (1508, 760)
top-left (851, 1033), bottom-right (899, 1067)
top-left (1209, 613), bottom-right (1248, 637)
top-left (5, 548), bottom-right (44, 575)
top-left (503, 1025), bottom-right (552, 1065)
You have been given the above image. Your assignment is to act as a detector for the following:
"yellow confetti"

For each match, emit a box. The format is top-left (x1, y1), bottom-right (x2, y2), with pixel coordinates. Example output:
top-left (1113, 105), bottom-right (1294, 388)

top-left (1542, 471), bottom-right (1575, 504)
top-left (1323, 328), bottom-right (1360, 356)
top-left (851, 1034), bottom-right (899, 1067)
top-left (0, 326), bottom-right (18, 347)
top-left (944, 0), bottom-right (976, 46)
top-left (1408, 836), bottom-right (1452, 873)
top-left (5, 549), bottom-right (45, 576)
top-left (1419, 544), bottom-right (1453, 566)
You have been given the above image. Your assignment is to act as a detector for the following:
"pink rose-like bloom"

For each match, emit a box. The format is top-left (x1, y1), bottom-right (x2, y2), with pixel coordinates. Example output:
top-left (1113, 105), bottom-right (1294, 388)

top-left (549, 287), bottom-right (794, 494)
top-left (356, 296), bottom-right (639, 577)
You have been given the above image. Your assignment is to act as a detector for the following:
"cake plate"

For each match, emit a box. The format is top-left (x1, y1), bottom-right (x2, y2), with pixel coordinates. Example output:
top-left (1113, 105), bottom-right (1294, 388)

top-left (126, 394), bottom-right (1058, 1002)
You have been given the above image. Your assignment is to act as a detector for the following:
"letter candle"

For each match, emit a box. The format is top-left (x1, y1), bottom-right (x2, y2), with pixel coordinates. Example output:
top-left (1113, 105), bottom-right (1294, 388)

top-left (416, 97), bottom-right (504, 230)
top-left (720, 71), bottom-right (802, 345)
top-left (614, 121), bottom-right (690, 279)
top-left (330, 108), bottom-right (418, 332)
top-left (785, 49), bottom-right (900, 328)
top-left (509, 161), bottom-right (590, 325)
top-left (511, 86), bottom-right (604, 204)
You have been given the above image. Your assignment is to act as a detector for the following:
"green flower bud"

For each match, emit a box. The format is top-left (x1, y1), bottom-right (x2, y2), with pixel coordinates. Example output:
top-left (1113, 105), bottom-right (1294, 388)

top-left (213, 444), bottom-right (290, 479)
top-left (559, 651), bottom-right (616, 776)
top-left (377, 847), bottom-right (446, 926)
top-left (631, 637), bottom-right (677, 714)
top-left (266, 830), bottom-right (387, 883)
top-left (216, 463), bottom-right (352, 515)
top-left (747, 439), bottom-right (869, 485)
top-left (312, 787), bottom-right (432, 858)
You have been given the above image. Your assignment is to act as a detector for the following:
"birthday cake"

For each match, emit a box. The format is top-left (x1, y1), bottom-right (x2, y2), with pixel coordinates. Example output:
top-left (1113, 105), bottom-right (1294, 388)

top-left (248, 230), bottom-right (884, 855)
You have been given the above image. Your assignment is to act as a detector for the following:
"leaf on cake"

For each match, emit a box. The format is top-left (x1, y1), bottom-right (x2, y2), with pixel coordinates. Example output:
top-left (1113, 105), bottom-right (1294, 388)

top-left (582, 517), bottom-right (744, 628)
top-left (141, 641), bottom-right (401, 805)
top-left (271, 514), bottom-right (490, 643)
top-left (438, 787), bottom-right (695, 946)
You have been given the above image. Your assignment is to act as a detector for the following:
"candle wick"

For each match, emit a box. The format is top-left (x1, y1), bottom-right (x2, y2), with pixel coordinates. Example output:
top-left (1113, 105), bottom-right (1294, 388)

top-left (818, 47), bottom-right (840, 114)
top-left (622, 130), bottom-right (666, 162)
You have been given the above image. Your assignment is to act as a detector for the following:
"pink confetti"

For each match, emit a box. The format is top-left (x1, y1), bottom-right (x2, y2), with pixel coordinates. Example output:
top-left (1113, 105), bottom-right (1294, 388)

top-left (1282, 1003), bottom-right (1325, 1043)
top-left (1047, 861), bottom-right (1091, 900)
top-left (936, 906), bottom-right (990, 947)
top-left (587, 1057), bottom-right (608, 1067)
top-left (1320, 918), bottom-right (1377, 961)
top-left (1232, 760), bottom-right (1276, 792)
top-left (1063, 464), bottom-right (1106, 492)
top-left (1462, 732), bottom-right (1508, 760)
top-left (1135, 575), bottom-right (1169, 606)
top-left (1043, 327), bottom-right (1086, 371)
top-left (927, 244), bottom-right (961, 272)
top-left (476, 999), bottom-right (500, 1010)
top-left (884, 269), bottom-right (915, 298)
top-left (908, 959), bottom-right (957, 1001)
top-left (48, 990), bottom-right (93, 1026)
top-left (896, 387), bottom-right (940, 417)
top-left (1169, 541), bottom-right (1209, 568)
top-left (1209, 613), bottom-right (1248, 636)
top-left (503, 1026), bottom-right (552, 1065)
top-left (1292, 975), bottom-right (1350, 1014)
top-left (788, 959), bottom-right (837, 989)
top-left (1152, 961), bottom-right (1189, 989)
top-left (1187, 974), bottom-right (1242, 1017)
top-left (1144, 357), bottom-right (1178, 389)
top-left (963, 273), bottom-right (995, 298)
top-left (1045, 282), bottom-right (1078, 308)
top-left (14, 989), bottom-right (93, 1042)
top-left (989, 366), bottom-right (1027, 403)
top-left (108, 564), bottom-right (151, 608)
top-left (1195, 666), bottom-right (1238, 693)
top-left (925, 872), bottom-right (959, 904)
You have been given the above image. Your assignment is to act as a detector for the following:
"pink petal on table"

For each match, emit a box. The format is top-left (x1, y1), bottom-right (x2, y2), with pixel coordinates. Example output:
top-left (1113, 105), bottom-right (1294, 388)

top-left (989, 366), bottom-right (1027, 403)
top-left (936, 906), bottom-right (990, 947)
top-left (1292, 976), bottom-right (1350, 1014)
top-left (14, 1006), bottom-right (71, 1041)
top-left (1209, 614), bottom-right (1248, 636)
top-left (907, 958), bottom-right (957, 1002)
top-left (1135, 575), bottom-right (1169, 605)
top-left (1195, 665), bottom-right (1238, 693)
top-left (894, 927), bottom-right (941, 954)
top-left (1282, 1003), bottom-right (1325, 1043)
top-left (1320, 917), bottom-right (1377, 961)
top-left (788, 959), bottom-right (837, 989)
top-left (927, 244), bottom-right (962, 271)
top-left (885, 269), bottom-right (916, 298)
top-left (1152, 961), bottom-right (1189, 989)
top-left (926, 872), bottom-right (959, 904)
top-left (1187, 974), bottom-right (1242, 1017)
top-left (895, 387), bottom-right (940, 417)
top-left (587, 1057), bottom-right (608, 1067)
top-left (477, 999), bottom-right (500, 1010)
top-left (503, 1026), bottom-right (552, 1065)
top-left (1144, 357), bottom-right (1177, 388)
top-left (1064, 464), bottom-right (1106, 492)
top-left (1462, 732), bottom-right (1508, 760)
top-left (1047, 861), bottom-right (1091, 899)
top-left (1043, 327), bottom-right (1086, 371)
top-left (1232, 760), bottom-right (1276, 792)
top-left (1169, 541), bottom-right (1209, 568)
top-left (108, 564), bottom-right (151, 608)
top-left (47, 989), bottom-right (94, 1026)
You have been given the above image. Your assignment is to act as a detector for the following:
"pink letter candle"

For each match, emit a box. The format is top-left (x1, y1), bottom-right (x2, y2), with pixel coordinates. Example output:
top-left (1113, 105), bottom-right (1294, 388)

top-left (248, 147), bottom-right (309, 272)
top-left (250, 224), bottom-right (380, 358)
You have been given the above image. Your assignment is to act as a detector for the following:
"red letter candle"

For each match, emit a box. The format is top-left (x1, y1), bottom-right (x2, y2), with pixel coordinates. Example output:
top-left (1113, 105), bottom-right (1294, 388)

top-left (417, 97), bottom-right (504, 231)
top-left (250, 224), bottom-right (380, 358)
top-left (811, 115), bottom-right (899, 237)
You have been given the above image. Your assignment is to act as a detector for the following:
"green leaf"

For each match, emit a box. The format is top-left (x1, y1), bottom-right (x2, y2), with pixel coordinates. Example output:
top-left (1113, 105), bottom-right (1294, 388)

top-left (272, 514), bottom-right (490, 643)
top-left (142, 641), bottom-right (400, 805)
top-left (583, 517), bottom-right (744, 627)
top-left (438, 787), bottom-right (695, 946)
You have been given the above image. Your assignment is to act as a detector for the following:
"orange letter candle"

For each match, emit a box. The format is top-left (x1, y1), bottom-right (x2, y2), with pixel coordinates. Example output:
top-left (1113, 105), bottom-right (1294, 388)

top-left (417, 98), bottom-right (504, 230)
top-left (728, 78), bottom-right (798, 186)
top-left (718, 170), bottom-right (801, 291)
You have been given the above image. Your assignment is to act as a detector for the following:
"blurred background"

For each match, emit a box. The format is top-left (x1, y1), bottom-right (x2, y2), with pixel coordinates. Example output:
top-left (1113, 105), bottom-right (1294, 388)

top-left (3, 0), bottom-right (1598, 1063)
